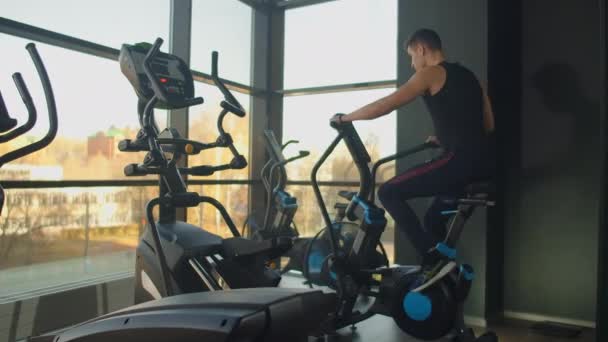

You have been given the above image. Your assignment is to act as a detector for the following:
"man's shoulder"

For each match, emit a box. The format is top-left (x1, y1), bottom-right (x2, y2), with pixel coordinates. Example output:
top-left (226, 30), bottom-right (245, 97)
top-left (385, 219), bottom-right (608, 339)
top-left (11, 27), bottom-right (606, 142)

top-left (418, 64), bottom-right (445, 79)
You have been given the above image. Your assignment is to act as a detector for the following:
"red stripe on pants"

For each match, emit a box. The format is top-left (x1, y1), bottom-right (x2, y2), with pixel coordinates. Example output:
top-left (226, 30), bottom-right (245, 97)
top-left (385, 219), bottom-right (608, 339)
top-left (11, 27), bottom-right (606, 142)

top-left (388, 153), bottom-right (455, 185)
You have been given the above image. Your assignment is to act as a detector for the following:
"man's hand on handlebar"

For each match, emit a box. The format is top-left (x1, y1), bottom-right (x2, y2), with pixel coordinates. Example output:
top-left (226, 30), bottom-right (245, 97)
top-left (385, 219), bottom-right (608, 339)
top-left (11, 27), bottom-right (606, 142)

top-left (330, 113), bottom-right (348, 126)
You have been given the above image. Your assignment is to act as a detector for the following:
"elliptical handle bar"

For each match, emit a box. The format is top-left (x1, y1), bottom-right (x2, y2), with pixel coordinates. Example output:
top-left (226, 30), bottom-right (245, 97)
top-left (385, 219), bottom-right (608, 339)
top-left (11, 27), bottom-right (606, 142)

top-left (212, 51), bottom-right (245, 117)
top-left (143, 38), bottom-right (170, 105)
top-left (276, 150), bottom-right (310, 168)
top-left (267, 150), bottom-right (309, 193)
top-left (281, 140), bottom-right (299, 150)
top-left (0, 72), bottom-right (37, 142)
top-left (0, 44), bottom-right (57, 167)
top-left (0, 93), bottom-right (18, 133)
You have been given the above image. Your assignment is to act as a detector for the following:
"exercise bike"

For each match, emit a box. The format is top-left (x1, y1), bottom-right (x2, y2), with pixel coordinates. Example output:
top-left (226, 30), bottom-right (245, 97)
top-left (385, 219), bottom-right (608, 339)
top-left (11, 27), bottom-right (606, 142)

top-left (240, 129), bottom-right (388, 277)
top-left (242, 129), bottom-right (309, 241)
top-left (240, 129), bottom-right (313, 273)
top-left (305, 114), bottom-right (498, 341)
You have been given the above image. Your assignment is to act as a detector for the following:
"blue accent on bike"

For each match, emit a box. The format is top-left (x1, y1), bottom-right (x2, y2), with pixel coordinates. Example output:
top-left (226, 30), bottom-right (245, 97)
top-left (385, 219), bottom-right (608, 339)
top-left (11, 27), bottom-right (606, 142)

top-left (275, 190), bottom-right (298, 208)
top-left (440, 210), bottom-right (459, 215)
top-left (308, 251), bottom-right (323, 273)
top-left (436, 242), bottom-right (457, 259)
top-left (460, 264), bottom-right (475, 281)
top-left (353, 195), bottom-right (387, 226)
top-left (403, 292), bottom-right (432, 321)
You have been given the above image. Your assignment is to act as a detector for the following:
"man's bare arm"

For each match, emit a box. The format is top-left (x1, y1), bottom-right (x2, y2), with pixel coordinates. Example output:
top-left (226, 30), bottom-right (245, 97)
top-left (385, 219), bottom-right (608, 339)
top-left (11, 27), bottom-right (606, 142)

top-left (339, 67), bottom-right (440, 123)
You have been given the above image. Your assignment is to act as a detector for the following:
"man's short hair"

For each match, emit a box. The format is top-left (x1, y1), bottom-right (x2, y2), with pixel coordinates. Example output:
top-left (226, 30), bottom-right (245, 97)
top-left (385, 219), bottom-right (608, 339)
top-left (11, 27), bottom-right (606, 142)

top-left (406, 28), bottom-right (442, 51)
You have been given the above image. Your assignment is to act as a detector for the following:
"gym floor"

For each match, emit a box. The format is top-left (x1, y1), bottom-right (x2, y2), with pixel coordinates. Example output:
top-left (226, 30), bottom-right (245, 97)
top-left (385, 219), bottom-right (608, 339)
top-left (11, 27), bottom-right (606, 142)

top-left (280, 275), bottom-right (596, 342)
top-left (328, 315), bottom-right (596, 342)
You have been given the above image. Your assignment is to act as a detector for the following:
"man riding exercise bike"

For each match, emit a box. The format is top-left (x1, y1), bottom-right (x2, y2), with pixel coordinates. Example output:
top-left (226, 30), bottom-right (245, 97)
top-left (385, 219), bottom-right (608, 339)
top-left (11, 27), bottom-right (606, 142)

top-left (330, 28), bottom-right (495, 274)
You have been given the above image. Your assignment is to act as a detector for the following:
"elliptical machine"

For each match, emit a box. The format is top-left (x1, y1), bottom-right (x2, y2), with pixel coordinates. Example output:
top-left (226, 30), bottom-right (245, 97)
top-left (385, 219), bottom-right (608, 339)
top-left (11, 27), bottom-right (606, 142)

top-left (0, 43), bottom-right (58, 215)
top-left (27, 38), bottom-right (338, 342)
top-left (306, 114), bottom-right (498, 341)
top-left (242, 129), bottom-right (309, 241)
top-left (118, 38), bottom-right (293, 303)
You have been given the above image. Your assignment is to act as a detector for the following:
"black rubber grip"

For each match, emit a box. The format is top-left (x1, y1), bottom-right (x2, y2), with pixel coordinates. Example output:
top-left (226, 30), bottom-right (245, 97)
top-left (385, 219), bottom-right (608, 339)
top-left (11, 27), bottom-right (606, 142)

top-left (124, 163), bottom-right (147, 176)
top-left (187, 165), bottom-right (216, 176)
top-left (220, 100), bottom-right (245, 117)
top-left (118, 139), bottom-right (149, 152)
top-left (0, 92), bottom-right (17, 133)
top-left (167, 192), bottom-right (200, 207)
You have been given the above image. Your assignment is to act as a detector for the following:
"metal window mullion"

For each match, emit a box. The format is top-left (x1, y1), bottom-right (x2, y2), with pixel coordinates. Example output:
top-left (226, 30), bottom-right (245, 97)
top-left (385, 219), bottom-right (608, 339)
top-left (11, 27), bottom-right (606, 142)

top-left (280, 80), bottom-right (397, 97)
top-left (168, 0), bottom-right (192, 142)
top-left (0, 17), bottom-right (119, 61)
top-left (249, 5), bottom-right (285, 225)
top-left (192, 71), bottom-right (259, 95)
top-left (1, 179), bottom-right (258, 189)
top-left (168, 0), bottom-right (193, 221)
top-left (275, 0), bottom-right (338, 10)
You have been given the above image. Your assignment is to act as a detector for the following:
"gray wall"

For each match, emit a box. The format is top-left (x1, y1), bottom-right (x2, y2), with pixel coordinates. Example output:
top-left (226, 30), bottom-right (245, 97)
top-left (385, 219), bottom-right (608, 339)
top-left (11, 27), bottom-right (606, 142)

top-left (395, 0), bottom-right (489, 320)
top-left (502, 0), bottom-right (602, 324)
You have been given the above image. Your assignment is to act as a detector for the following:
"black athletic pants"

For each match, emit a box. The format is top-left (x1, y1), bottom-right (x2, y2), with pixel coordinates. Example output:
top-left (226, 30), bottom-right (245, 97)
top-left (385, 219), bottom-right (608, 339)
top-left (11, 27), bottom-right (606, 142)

top-left (377, 151), bottom-right (490, 259)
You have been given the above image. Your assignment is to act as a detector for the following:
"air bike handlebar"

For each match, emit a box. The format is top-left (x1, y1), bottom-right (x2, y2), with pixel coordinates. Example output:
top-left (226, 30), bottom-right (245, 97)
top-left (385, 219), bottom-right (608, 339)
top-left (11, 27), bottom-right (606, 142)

top-left (312, 114), bottom-right (440, 255)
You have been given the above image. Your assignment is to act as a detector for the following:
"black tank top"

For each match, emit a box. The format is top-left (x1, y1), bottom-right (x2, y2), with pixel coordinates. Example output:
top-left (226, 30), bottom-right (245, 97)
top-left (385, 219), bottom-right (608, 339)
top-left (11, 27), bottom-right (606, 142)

top-left (422, 62), bottom-right (489, 158)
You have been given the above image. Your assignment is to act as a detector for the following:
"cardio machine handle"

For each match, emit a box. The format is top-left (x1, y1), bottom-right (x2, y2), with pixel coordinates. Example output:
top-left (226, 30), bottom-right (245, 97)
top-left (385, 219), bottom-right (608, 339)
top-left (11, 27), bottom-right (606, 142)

top-left (276, 150), bottom-right (310, 168)
top-left (0, 43), bottom-right (58, 167)
top-left (143, 38), bottom-right (170, 105)
top-left (0, 93), bottom-right (17, 133)
top-left (281, 140), bottom-right (299, 151)
top-left (298, 150), bottom-right (310, 158)
top-left (0, 72), bottom-right (37, 141)
top-left (220, 100), bottom-right (245, 117)
top-left (264, 150), bottom-right (309, 193)
top-left (183, 154), bottom-right (247, 176)
top-left (124, 163), bottom-right (163, 176)
top-left (212, 51), bottom-right (245, 117)
top-left (329, 114), bottom-right (372, 210)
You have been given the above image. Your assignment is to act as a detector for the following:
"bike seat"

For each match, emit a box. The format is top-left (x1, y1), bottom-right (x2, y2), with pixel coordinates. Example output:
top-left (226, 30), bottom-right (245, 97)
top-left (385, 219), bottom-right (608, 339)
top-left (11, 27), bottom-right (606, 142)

top-left (338, 190), bottom-right (356, 201)
top-left (439, 181), bottom-right (496, 208)
top-left (222, 236), bottom-right (293, 260)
